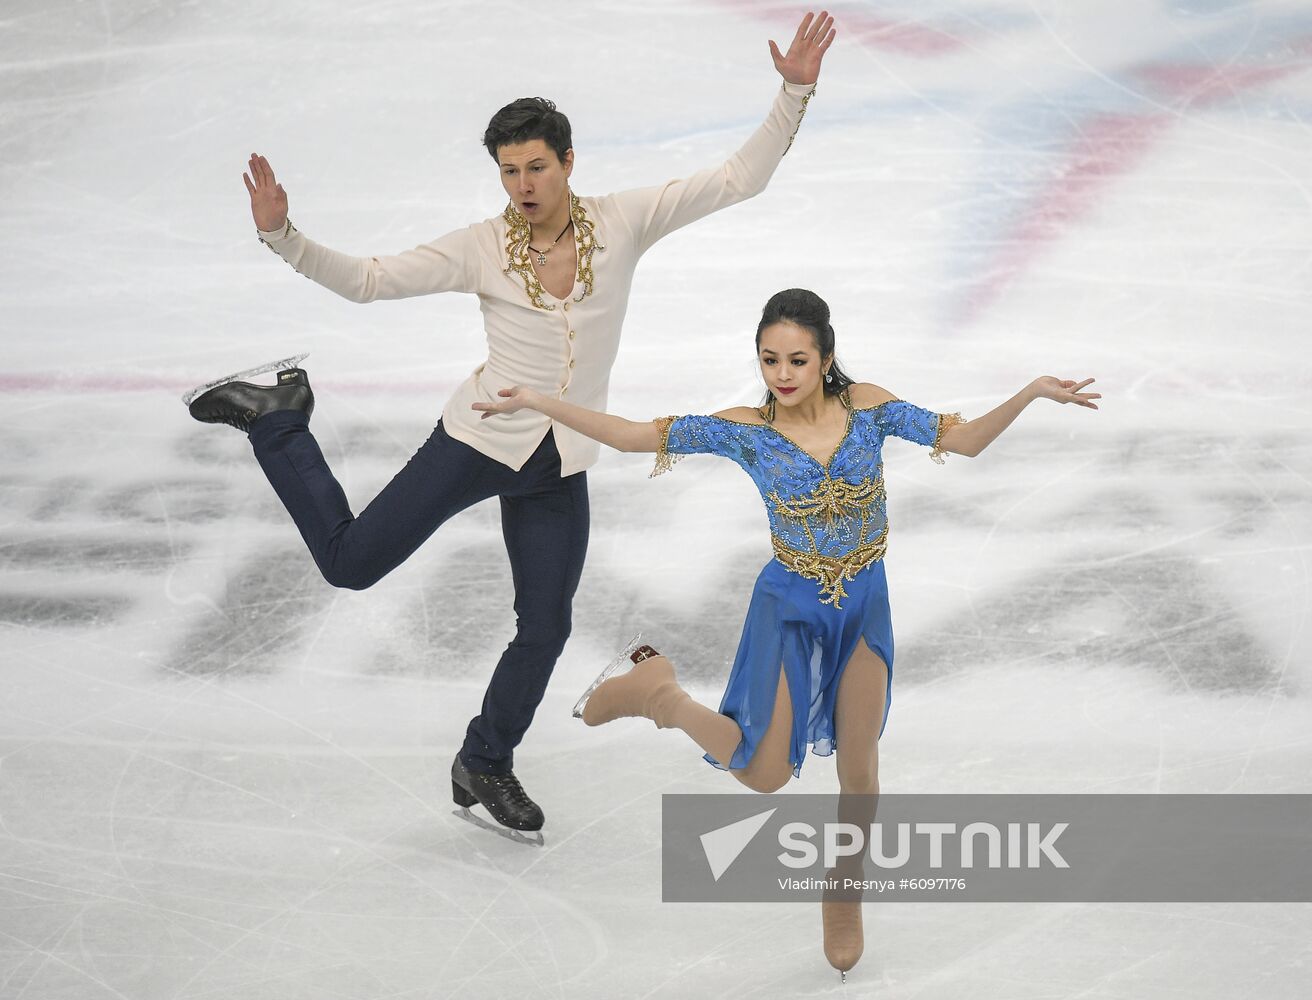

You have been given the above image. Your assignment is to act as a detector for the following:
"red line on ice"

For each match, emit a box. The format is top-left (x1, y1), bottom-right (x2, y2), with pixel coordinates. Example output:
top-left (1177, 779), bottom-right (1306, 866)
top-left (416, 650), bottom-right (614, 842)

top-left (716, 1), bottom-right (969, 58)
top-left (961, 45), bottom-right (1312, 322)
top-left (961, 111), bottom-right (1173, 321)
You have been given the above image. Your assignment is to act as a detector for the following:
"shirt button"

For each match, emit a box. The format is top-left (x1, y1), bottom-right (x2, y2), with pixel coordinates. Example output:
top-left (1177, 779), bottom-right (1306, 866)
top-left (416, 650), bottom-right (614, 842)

top-left (568, 330), bottom-right (575, 340)
top-left (568, 359), bottom-right (575, 369)
top-left (563, 302), bottom-right (571, 312)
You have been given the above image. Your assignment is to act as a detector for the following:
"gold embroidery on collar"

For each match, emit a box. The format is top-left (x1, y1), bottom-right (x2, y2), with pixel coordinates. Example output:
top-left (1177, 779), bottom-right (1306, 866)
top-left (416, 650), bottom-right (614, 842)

top-left (570, 194), bottom-right (603, 302)
top-left (503, 193), bottom-right (605, 311)
top-left (771, 530), bottom-right (887, 609)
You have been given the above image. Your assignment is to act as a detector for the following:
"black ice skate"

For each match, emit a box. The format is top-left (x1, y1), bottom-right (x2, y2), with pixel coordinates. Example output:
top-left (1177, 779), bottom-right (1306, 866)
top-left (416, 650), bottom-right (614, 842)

top-left (451, 754), bottom-right (545, 847)
top-left (181, 352), bottom-right (309, 407)
top-left (185, 357), bottom-right (314, 433)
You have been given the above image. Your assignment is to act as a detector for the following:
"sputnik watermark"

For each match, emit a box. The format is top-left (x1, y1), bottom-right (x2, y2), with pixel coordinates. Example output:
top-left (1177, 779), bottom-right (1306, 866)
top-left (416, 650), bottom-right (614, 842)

top-left (694, 808), bottom-right (1069, 898)
top-left (663, 794), bottom-right (1312, 902)
top-left (776, 821), bottom-right (1069, 869)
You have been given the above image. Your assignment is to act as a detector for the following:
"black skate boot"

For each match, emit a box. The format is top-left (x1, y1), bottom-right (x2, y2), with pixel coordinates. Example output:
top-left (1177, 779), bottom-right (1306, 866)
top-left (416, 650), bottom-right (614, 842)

top-left (451, 754), bottom-right (545, 845)
top-left (188, 367), bottom-right (314, 432)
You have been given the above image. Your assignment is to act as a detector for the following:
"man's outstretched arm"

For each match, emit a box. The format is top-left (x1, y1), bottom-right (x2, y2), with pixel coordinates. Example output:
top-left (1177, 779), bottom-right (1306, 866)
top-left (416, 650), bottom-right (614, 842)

top-left (244, 153), bottom-right (480, 303)
top-left (612, 10), bottom-right (837, 255)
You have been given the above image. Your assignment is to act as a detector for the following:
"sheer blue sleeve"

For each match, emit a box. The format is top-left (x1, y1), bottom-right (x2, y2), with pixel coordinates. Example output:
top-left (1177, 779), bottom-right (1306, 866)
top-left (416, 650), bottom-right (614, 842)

top-left (651, 415), bottom-right (755, 477)
top-left (875, 400), bottom-right (966, 465)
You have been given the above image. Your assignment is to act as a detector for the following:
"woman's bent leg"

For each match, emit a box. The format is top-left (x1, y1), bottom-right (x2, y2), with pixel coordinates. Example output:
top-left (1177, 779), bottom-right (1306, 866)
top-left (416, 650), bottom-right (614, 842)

top-left (249, 414), bottom-right (499, 590)
top-left (656, 661), bottom-right (745, 773)
top-left (577, 647), bottom-right (795, 792)
top-left (729, 668), bottom-right (796, 794)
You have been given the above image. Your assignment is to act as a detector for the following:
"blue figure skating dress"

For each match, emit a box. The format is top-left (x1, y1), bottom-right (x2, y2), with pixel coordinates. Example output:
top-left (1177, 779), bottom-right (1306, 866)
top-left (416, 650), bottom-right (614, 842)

top-left (653, 390), bottom-right (963, 775)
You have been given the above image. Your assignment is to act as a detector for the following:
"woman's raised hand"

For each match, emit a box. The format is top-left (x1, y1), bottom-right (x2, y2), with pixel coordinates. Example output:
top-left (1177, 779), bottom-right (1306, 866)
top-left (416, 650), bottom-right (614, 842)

top-left (472, 386), bottom-right (542, 419)
top-left (770, 10), bottom-right (837, 86)
top-left (1033, 377), bottom-right (1101, 409)
top-left (243, 153), bottom-right (289, 233)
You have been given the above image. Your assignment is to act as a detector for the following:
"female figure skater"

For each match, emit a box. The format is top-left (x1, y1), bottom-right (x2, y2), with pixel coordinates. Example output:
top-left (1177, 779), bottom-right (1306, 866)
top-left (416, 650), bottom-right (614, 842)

top-left (473, 287), bottom-right (1100, 976)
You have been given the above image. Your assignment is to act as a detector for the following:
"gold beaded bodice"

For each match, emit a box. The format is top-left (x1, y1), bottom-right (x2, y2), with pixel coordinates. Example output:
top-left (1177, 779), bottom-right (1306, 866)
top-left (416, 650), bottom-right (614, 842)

top-left (502, 193), bottom-right (604, 310)
top-left (654, 394), bottom-right (963, 608)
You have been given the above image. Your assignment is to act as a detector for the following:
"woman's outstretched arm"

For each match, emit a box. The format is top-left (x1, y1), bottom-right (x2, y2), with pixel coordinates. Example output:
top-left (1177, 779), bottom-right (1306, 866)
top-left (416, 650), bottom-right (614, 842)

top-left (940, 376), bottom-right (1099, 458)
top-left (473, 387), bottom-right (662, 453)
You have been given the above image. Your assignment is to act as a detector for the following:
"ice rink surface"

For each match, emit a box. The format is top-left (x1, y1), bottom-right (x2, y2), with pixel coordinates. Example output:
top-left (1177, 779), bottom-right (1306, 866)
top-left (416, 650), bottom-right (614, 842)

top-left (2, 0), bottom-right (1311, 996)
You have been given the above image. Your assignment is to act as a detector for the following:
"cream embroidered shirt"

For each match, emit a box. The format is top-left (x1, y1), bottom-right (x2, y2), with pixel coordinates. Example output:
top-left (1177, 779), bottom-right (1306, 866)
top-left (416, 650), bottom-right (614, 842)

top-left (255, 81), bottom-right (816, 476)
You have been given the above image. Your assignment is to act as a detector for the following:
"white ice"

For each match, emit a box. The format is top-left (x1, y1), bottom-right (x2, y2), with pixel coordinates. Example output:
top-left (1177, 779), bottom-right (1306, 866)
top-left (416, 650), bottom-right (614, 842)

top-left (2, 0), bottom-right (1311, 997)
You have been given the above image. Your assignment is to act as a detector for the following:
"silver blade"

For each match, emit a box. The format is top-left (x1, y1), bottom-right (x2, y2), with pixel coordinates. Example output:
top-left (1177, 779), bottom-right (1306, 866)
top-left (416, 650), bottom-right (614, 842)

top-left (452, 807), bottom-right (545, 847)
top-left (572, 633), bottom-right (643, 719)
top-left (181, 352), bottom-right (310, 406)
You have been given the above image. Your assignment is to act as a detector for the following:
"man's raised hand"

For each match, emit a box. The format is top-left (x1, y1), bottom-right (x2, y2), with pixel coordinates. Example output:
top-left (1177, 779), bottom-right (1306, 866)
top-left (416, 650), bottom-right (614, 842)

top-left (769, 10), bottom-right (837, 87)
top-left (243, 154), bottom-right (289, 233)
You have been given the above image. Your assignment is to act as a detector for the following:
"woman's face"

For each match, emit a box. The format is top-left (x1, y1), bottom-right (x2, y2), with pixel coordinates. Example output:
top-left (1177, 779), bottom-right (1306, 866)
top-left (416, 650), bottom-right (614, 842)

top-left (758, 320), bottom-right (830, 409)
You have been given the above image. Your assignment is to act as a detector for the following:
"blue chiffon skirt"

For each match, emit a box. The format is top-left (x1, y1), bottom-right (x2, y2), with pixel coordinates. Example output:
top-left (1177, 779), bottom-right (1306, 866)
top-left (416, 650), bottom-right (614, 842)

top-left (705, 558), bottom-right (894, 776)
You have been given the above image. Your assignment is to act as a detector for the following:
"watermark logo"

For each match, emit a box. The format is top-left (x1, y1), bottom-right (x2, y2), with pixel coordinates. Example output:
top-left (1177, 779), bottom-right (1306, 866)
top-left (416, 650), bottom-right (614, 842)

top-left (776, 820), bottom-right (1070, 869)
top-left (700, 808), bottom-right (776, 881)
top-left (661, 794), bottom-right (1312, 903)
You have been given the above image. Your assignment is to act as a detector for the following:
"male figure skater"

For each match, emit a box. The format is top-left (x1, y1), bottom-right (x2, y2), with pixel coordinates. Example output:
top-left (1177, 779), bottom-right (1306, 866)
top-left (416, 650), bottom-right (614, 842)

top-left (188, 12), bottom-right (837, 839)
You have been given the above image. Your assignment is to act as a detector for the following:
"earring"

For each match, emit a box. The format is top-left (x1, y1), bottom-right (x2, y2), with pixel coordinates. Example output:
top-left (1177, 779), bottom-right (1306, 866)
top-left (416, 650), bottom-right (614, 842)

top-left (824, 370), bottom-right (833, 384)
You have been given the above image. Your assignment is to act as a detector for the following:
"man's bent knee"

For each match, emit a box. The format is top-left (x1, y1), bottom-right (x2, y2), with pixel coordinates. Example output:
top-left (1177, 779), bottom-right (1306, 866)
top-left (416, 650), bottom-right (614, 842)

top-left (318, 559), bottom-right (384, 591)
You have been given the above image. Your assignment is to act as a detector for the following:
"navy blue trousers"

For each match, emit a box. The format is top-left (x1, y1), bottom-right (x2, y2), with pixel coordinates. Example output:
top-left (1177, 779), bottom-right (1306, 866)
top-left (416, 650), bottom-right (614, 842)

top-left (249, 410), bottom-right (589, 775)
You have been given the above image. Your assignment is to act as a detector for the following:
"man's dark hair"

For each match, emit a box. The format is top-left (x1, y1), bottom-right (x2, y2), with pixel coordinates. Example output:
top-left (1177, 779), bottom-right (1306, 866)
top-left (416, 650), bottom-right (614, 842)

top-left (483, 97), bottom-right (572, 164)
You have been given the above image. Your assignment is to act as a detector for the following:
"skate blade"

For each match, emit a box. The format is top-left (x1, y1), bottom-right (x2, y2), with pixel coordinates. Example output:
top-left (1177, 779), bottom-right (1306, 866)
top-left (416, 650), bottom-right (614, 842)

top-left (571, 632), bottom-right (643, 720)
top-left (453, 806), bottom-right (545, 847)
top-left (181, 352), bottom-right (310, 406)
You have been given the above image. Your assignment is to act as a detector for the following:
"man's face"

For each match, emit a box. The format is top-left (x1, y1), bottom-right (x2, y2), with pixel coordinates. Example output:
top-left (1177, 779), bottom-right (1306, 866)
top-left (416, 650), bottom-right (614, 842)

top-left (497, 141), bottom-right (574, 223)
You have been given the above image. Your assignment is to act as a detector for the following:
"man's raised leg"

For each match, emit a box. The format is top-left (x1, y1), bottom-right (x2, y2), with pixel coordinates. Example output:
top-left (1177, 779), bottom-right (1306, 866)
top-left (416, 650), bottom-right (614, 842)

top-left (250, 412), bottom-right (501, 590)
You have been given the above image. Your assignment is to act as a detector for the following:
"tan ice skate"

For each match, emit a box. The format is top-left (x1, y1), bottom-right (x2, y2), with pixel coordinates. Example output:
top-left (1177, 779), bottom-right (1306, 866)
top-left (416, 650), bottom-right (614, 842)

top-left (822, 876), bottom-right (864, 980)
top-left (573, 638), bottom-right (690, 729)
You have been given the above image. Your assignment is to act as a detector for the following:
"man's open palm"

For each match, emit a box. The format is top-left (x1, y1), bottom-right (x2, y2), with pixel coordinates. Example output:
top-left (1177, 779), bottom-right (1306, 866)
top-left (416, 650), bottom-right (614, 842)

top-left (243, 154), bottom-right (288, 232)
top-left (770, 10), bottom-right (837, 87)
